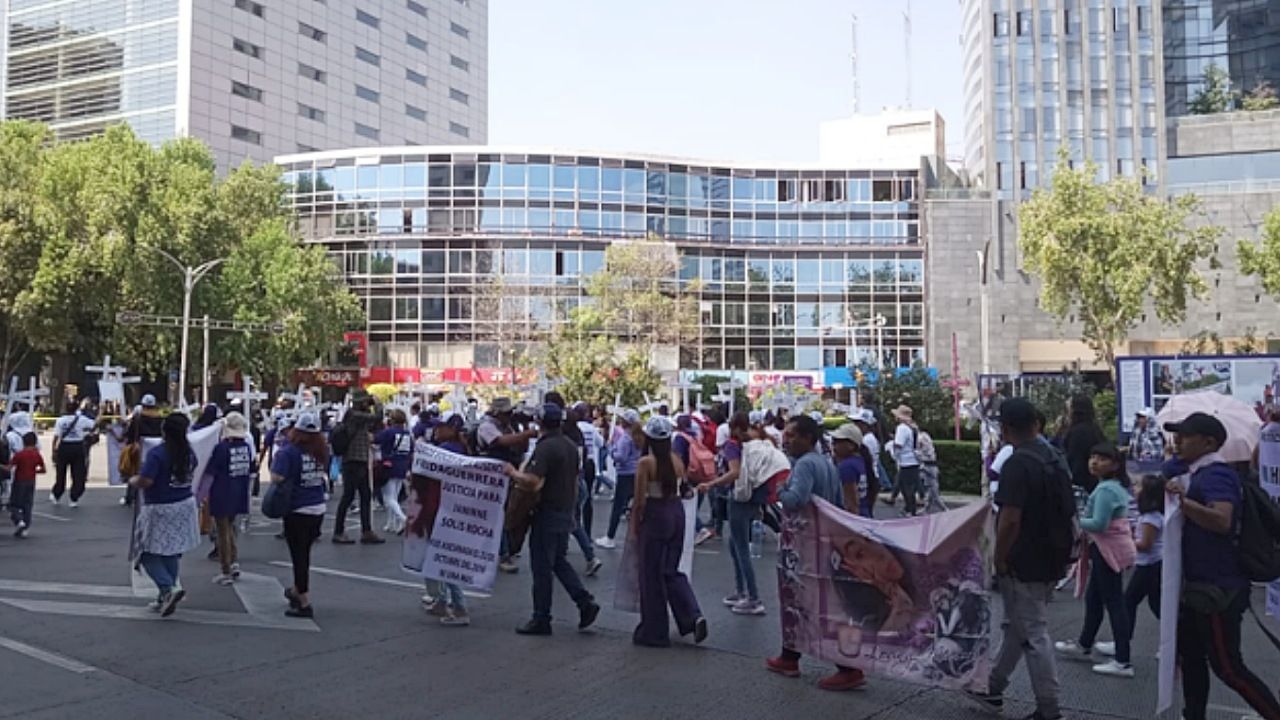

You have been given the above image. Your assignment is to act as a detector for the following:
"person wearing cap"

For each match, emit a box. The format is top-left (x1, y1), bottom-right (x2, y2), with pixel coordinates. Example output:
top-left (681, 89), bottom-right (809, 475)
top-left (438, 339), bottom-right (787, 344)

top-left (477, 397), bottom-right (536, 572)
top-left (203, 412), bottom-right (254, 585)
top-left (967, 398), bottom-right (1068, 720)
top-left (1163, 412), bottom-right (1280, 720)
top-left (268, 409), bottom-right (328, 618)
top-left (130, 412), bottom-right (200, 617)
top-left (632, 415), bottom-right (707, 647)
top-left (1126, 407), bottom-right (1163, 465)
top-left (121, 394), bottom-right (164, 507)
top-left (889, 405), bottom-right (922, 517)
top-left (831, 423), bottom-right (877, 517)
top-left (698, 412), bottom-right (768, 616)
top-left (851, 409), bottom-right (893, 503)
top-left (504, 403), bottom-right (601, 635)
top-left (332, 391), bottom-right (383, 545)
top-left (375, 409), bottom-right (414, 535)
top-left (597, 408), bottom-right (643, 550)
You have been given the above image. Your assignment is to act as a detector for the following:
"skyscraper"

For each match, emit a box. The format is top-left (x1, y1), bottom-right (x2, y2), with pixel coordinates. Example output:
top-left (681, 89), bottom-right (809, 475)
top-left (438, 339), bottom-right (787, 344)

top-left (1163, 0), bottom-right (1280, 118)
top-left (1, 0), bottom-right (488, 170)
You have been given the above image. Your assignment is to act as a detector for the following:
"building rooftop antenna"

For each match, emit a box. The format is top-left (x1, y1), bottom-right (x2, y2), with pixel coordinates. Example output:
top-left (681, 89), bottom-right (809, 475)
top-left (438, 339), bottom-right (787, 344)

top-left (851, 11), bottom-right (860, 114)
top-left (903, 0), bottom-right (913, 109)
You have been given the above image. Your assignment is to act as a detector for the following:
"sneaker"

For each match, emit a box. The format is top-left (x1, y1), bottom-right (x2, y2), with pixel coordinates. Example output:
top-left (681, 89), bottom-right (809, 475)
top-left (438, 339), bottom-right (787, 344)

top-left (15, 524), bottom-right (27, 538)
top-left (146, 598), bottom-right (162, 612)
top-left (48, 494), bottom-right (59, 505)
top-left (68, 501), bottom-right (78, 509)
top-left (119, 497), bottom-right (129, 506)
top-left (285, 605), bottom-right (314, 619)
top-left (818, 668), bottom-right (867, 692)
top-left (693, 616), bottom-right (708, 644)
top-left (1091, 660), bottom-right (1134, 678)
top-left (695, 528), bottom-right (716, 546)
top-left (426, 599), bottom-right (449, 617)
top-left (230, 563), bottom-right (241, 579)
top-left (332, 534), bottom-right (355, 545)
top-left (420, 593), bottom-right (437, 608)
top-left (1094, 641), bottom-right (1116, 657)
top-left (515, 620), bottom-right (552, 636)
top-left (965, 689), bottom-right (1004, 712)
top-left (578, 600), bottom-right (601, 630)
top-left (440, 611), bottom-right (471, 627)
top-left (765, 656), bottom-right (801, 678)
top-left (212, 574), bottom-right (234, 586)
top-left (359, 532), bottom-right (385, 545)
top-left (284, 587), bottom-right (301, 610)
top-left (731, 598), bottom-right (767, 616)
top-left (160, 588), bottom-right (186, 617)
top-left (594, 536), bottom-right (617, 550)
top-left (722, 592), bottom-right (746, 607)
top-left (498, 558), bottom-right (519, 574)
top-left (585, 558), bottom-right (603, 577)
top-left (1054, 640), bottom-right (1090, 657)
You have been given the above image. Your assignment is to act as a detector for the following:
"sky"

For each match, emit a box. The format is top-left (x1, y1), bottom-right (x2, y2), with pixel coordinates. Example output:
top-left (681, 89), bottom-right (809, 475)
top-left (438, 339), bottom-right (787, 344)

top-left (488, 0), bottom-right (965, 164)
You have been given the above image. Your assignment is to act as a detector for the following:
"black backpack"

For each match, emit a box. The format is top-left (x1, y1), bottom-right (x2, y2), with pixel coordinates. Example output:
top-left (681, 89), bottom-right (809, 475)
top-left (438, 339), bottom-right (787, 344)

top-left (1236, 479), bottom-right (1280, 582)
top-left (1014, 444), bottom-right (1082, 571)
top-left (329, 421), bottom-right (352, 457)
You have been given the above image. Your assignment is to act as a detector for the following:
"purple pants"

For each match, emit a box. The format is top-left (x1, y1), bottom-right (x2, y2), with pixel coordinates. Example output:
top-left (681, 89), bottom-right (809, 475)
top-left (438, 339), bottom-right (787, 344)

top-left (634, 497), bottom-right (702, 646)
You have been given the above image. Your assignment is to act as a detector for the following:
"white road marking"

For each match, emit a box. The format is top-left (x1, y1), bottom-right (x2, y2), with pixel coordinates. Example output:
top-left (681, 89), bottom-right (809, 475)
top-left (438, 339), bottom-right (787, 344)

top-left (31, 511), bottom-right (70, 522)
top-left (0, 635), bottom-right (97, 674)
top-left (0, 597), bottom-right (319, 632)
top-left (0, 579), bottom-right (136, 598)
top-left (270, 561), bottom-right (490, 599)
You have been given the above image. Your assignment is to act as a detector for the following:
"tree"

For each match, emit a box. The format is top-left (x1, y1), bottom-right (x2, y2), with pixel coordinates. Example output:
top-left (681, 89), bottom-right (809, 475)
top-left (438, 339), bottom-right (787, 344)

top-left (1241, 80), bottom-right (1280, 112)
top-left (1235, 327), bottom-right (1264, 355)
top-left (543, 306), bottom-right (663, 408)
top-left (0, 121), bottom-right (49, 381)
top-left (588, 234), bottom-right (700, 364)
top-left (1019, 154), bottom-right (1222, 375)
top-left (1239, 205), bottom-right (1280, 300)
top-left (693, 374), bottom-right (751, 415)
top-left (856, 363), bottom-right (953, 438)
top-left (1189, 64), bottom-right (1234, 114)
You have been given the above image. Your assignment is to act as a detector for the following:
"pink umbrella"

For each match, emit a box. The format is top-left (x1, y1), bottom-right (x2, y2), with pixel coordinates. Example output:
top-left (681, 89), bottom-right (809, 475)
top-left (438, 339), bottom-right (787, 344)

top-left (1155, 392), bottom-right (1263, 463)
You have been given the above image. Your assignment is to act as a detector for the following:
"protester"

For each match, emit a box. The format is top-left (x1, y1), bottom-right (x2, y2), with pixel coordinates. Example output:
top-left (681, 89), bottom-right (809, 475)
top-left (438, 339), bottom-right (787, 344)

top-left (831, 423), bottom-right (875, 517)
top-left (271, 410), bottom-right (328, 619)
top-left (766, 414), bottom-right (865, 692)
top-left (575, 402), bottom-right (601, 542)
top-left (204, 412), bottom-right (254, 585)
top-left (122, 395), bottom-right (164, 507)
top-left (968, 397), bottom-right (1071, 720)
top-left (477, 397), bottom-right (537, 572)
top-left (375, 409), bottom-right (413, 535)
top-left (1063, 395), bottom-right (1106, 493)
top-left (192, 403), bottom-right (221, 431)
top-left (1121, 474), bottom-right (1164, 649)
top-left (1163, 412), bottom-right (1280, 720)
top-left (597, 409), bottom-right (642, 550)
top-left (51, 400), bottom-right (96, 507)
top-left (505, 403), bottom-right (600, 635)
top-left (564, 402), bottom-right (602, 577)
top-left (631, 416), bottom-right (707, 647)
top-left (423, 412), bottom-right (471, 626)
top-left (890, 405), bottom-right (922, 516)
top-left (1126, 407), bottom-right (1163, 464)
top-left (131, 412), bottom-right (200, 617)
top-left (852, 409), bottom-right (892, 505)
top-left (1055, 443), bottom-right (1136, 678)
top-left (333, 391), bottom-right (383, 545)
top-left (915, 425), bottom-right (947, 514)
top-left (7, 432), bottom-right (44, 537)
top-left (698, 412), bottom-right (768, 616)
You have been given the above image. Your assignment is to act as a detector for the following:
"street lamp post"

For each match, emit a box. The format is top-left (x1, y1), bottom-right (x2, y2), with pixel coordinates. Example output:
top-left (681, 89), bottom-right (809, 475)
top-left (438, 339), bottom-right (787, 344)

top-left (143, 247), bottom-right (226, 403)
top-left (976, 241), bottom-right (991, 375)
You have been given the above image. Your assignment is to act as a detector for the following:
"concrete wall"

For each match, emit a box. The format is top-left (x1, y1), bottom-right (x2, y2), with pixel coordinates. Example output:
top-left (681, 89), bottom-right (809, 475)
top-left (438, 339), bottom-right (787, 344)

top-left (1168, 109), bottom-right (1280, 158)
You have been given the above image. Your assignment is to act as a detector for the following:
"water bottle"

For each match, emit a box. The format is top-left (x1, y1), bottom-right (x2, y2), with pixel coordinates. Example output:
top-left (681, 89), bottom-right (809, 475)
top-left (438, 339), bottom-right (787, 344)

top-left (749, 519), bottom-right (764, 559)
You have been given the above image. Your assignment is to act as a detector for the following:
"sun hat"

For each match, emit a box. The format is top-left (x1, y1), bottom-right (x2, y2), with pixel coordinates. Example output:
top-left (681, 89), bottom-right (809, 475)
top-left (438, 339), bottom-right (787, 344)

top-left (891, 405), bottom-right (914, 422)
top-left (831, 423), bottom-right (864, 446)
top-left (222, 411), bottom-right (249, 439)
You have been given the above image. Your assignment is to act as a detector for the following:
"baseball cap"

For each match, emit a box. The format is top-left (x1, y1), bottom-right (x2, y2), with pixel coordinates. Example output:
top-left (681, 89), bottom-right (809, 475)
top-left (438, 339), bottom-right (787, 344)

top-left (1163, 412), bottom-right (1227, 446)
top-left (489, 397), bottom-right (513, 414)
top-left (831, 423), bottom-right (864, 445)
top-left (140, 394), bottom-right (157, 408)
top-left (1136, 407), bottom-right (1155, 418)
top-left (748, 410), bottom-right (765, 425)
top-left (294, 409), bottom-right (322, 434)
top-left (643, 416), bottom-right (673, 440)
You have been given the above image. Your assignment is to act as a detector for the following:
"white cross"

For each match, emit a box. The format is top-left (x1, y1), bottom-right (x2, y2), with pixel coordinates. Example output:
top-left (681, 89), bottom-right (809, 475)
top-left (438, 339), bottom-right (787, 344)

top-left (400, 382), bottom-right (431, 406)
top-left (605, 392), bottom-right (625, 427)
top-left (226, 375), bottom-right (269, 411)
top-left (443, 383), bottom-right (469, 414)
top-left (670, 380), bottom-right (699, 413)
top-left (637, 391), bottom-right (662, 417)
top-left (174, 392), bottom-right (199, 416)
top-left (716, 380), bottom-right (745, 415)
top-left (85, 354), bottom-right (140, 384)
top-left (8, 376), bottom-right (49, 414)
top-left (279, 383), bottom-right (313, 408)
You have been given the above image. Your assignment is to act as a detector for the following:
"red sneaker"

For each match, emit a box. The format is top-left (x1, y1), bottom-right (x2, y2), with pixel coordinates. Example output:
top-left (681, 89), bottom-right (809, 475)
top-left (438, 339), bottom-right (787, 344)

top-left (765, 656), bottom-right (801, 678)
top-left (817, 668), bottom-right (866, 692)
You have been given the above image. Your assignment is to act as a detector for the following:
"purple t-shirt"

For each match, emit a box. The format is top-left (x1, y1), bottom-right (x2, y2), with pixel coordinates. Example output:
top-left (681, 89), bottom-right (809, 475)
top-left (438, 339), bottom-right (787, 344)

top-left (1184, 461), bottom-right (1247, 590)
top-left (719, 439), bottom-right (742, 473)
top-left (140, 445), bottom-right (196, 505)
top-left (376, 427), bottom-right (413, 479)
top-left (837, 456), bottom-right (870, 517)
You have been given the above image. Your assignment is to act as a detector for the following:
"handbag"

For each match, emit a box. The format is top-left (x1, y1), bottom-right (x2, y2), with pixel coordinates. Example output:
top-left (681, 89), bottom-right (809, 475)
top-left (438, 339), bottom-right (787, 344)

top-left (261, 479), bottom-right (293, 519)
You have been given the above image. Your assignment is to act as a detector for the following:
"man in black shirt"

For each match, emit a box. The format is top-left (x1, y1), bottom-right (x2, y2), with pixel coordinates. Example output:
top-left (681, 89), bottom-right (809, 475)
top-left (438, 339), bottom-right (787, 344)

top-left (505, 403), bottom-right (599, 636)
top-left (969, 398), bottom-right (1066, 720)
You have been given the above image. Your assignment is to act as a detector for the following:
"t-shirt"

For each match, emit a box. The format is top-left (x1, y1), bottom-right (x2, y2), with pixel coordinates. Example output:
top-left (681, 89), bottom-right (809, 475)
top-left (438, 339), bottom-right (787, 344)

top-left (716, 423), bottom-right (730, 450)
top-left (1136, 511), bottom-right (1164, 566)
top-left (140, 445), bottom-right (197, 505)
top-left (837, 456), bottom-right (869, 516)
top-left (270, 443), bottom-right (328, 512)
top-left (780, 450), bottom-right (844, 511)
top-left (207, 438), bottom-right (254, 517)
top-left (994, 440), bottom-right (1073, 582)
top-left (54, 413), bottom-right (96, 443)
top-left (893, 423), bottom-right (919, 467)
top-left (376, 426), bottom-right (414, 479)
top-left (1183, 460), bottom-right (1247, 591)
top-left (525, 429), bottom-right (580, 515)
top-left (434, 439), bottom-right (466, 456)
top-left (719, 439), bottom-right (742, 472)
top-left (10, 447), bottom-right (44, 483)
top-left (672, 432), bottom-right (691, 468)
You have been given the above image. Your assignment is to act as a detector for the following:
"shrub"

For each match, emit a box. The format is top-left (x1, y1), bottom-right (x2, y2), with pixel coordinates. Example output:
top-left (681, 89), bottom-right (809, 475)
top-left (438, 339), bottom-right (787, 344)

top-left (934, 440), bottom-right (983, 495)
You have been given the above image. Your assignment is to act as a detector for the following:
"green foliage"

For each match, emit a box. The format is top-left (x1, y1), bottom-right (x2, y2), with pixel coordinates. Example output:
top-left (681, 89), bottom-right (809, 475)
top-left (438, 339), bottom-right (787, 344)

top-left (1023, 372), bottom-right (1094, 436)
top-left (934, 440), bottom-right (983, 495)
top-left (1180, 330), bottom-right (1226, 356)
top-left (1019, 152), bottom-right (1222, 374)
top-left (856, 363), bottom-right (955, 439)
top-left (1236, 328), bottom-right (1264, 355)
top-left (0, 121), bottom-right (50, 378)
top-left (1190, 65), bottom-right (1235, 114)
top-left (543, 307), bottom-right (662, 408)
top-left (1094, 389), bottom-right (1118, 443)
top-left (1239, 206), bottom-right (1280, 304)
top-left (1241, 81), bottom-right (1279, 112)
top-left (692, 374), bottom-right (751, 415)
top-left (588, 234), bottom-right (700, 361)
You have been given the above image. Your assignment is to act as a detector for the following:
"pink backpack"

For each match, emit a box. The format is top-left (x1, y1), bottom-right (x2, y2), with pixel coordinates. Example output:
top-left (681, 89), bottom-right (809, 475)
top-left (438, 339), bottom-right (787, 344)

top-left (679, 431), bottom-right (717, 484)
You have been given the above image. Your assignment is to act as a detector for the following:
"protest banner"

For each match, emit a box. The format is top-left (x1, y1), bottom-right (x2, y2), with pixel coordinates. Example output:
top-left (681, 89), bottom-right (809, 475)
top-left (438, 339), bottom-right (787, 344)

top-left (612, 496), bottom-right (697, 614)
top-left (777, 498), bottom-right (993, 690)
top-left (407, 442), bottom-right (510, 592)
top-left (1157, 474), bottom-right (1188, 715)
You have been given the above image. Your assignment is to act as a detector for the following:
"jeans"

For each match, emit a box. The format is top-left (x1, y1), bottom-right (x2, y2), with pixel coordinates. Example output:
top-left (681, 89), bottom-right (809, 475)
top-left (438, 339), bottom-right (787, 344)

top-left (140, 552), bottom-right (181, 594)
top-left (634, 497), bottom-right (701, 645)
top-left (8, 481), bottom-right (32, 526)
top-left (727, 500), bottom-right (759, 600)
top-left (1178, 586), bottom-right (1280, 720)
top-left (213, 515), bottom-right (238, 576)
top-left (920, 464), bottom-right (946, 513)
top-left (284, 513), bottom-right (323, 594)
top-left (52, 443), bottom-right (88, 502)
top-left (709, 485), bottom-right (728, 535)
top-left (606, 473), bottom-right (635, 540)
top-left (430, 579), bottom-right (467, 611)
top-left (382, 477), bottom-right (406, 527)
top-left (571, 478), bottom-right (595, 562)
top-left (1124, 562), bottom-right (1161, 641)
top-left (988, 577), bottom-right (1061, 720)
top-left (897, 465), bottom-right (921, 515)
top-left (335, 460), bottom-right (372, 535)
top-left (528, 510), bottom-right (593, 624)
top-left (1079, 544), bottom-right (1131, 664)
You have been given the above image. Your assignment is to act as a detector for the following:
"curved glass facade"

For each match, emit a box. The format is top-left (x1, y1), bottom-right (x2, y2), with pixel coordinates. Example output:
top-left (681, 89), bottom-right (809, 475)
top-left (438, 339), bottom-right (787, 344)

top-left (281, 147), bottom-right (924, 374)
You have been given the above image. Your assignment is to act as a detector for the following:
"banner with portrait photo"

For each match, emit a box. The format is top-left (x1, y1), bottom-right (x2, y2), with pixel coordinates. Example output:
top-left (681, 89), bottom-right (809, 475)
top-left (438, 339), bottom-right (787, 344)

top-left (777, 498), bottom-right (993, 690)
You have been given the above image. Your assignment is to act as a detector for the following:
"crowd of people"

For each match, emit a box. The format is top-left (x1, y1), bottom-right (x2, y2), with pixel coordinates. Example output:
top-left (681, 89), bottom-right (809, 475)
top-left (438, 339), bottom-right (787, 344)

top-left (2, 385), bottom-right (1279, 720)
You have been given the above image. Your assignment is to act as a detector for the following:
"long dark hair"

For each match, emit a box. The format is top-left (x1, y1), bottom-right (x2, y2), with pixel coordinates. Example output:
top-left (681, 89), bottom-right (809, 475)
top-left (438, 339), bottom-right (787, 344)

top-left (161, 413), bottom-right (191, 485)
top-left (649, 436), bottom-right (678, 498)
top-left (1069, 395), bottom-right (1097, 426)
top-left (1136, 474), bottom-right (1166, 515)
top-left (291, 428), bottom-right (329, 465)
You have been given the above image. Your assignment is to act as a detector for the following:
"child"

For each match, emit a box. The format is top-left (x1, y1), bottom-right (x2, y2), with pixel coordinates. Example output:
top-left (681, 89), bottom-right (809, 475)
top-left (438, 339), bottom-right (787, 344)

top-left (1123, 475), bottom-right (1164, 640)
top-left (9, 432), bottom-right (46, 537)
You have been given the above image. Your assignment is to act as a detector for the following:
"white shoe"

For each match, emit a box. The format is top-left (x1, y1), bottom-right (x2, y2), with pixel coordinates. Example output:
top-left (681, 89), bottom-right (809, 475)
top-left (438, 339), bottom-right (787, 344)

top-left (722, 593), bottom-right (745, 607)
top-left (212, 574), bottom-right (234, 586)
top-left (1095, 641), bottom-right (1116, 657)
top-left (1054, 640), bottom-right (1091, 656)
top-left (119, 497), bottom-right (128, 506)
top-left (1091, 660), bottom-right (1134, 678)
top-left (69, 501), bottom-right (78, 508)
top-left (585, 558), bottom-right (603, 577)
top-left (48, 494), bottom-right (59, 505)
top-left (594, 536), bottom-right (616, 550)
top-left (730, 598), bottom-right (767, 616)
top-left (440, 611), bottom-right (471, 627)
top-left (230, 563), bottom-right (241, 578)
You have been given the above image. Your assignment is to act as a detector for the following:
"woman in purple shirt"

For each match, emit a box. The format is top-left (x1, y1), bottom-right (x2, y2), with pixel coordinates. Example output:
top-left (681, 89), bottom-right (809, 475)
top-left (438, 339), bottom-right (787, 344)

top-left (376, 409), bottom-right (413, 534)
top-left (131, 413), bottom-right (200, 617)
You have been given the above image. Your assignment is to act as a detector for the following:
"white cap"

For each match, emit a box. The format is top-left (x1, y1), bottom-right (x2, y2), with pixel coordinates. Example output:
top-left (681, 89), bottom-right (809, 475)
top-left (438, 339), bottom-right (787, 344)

top-left (140, 394), bottom-right (157, 408)
top-left (293, 410), bottom-right (322, 434)
top-left (748, 410), bottom-right (765, 425)
top-left (1136, 407), bottom-right (1155, 418)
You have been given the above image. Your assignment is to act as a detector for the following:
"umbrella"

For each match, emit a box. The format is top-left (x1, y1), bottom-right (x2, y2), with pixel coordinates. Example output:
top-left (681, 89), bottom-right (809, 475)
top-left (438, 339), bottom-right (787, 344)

top-left (1155, 392), bottom-right (1263, 463)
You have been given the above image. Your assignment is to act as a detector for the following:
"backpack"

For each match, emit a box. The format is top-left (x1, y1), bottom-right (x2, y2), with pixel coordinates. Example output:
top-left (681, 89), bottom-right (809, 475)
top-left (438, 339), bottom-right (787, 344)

top-left (1013, 444), bottom-right (1082, 571)
top-left (679, 431), bottom-right (717, 484)
top-left (329, 421), bottom-right (352, 457)
top-left (916, 430), bottom-right (937, 464)
top-left (1236, 479), bottom-right (1280, 582)
top-left (691, 415), bottom-right (717, 454)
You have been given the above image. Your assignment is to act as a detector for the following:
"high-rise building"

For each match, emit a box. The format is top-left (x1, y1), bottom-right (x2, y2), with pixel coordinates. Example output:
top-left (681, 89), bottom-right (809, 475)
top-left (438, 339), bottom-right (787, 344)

top-left (1163, 0), bottom-right (1280, 118)
top-left (1, 0), bottom-right (487, 170)
top-left (961, 0), bottom-right (1161, 196)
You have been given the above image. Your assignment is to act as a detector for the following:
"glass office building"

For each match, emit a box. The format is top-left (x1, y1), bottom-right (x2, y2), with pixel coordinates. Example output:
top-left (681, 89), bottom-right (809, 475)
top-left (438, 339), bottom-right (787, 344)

top-left (279, 147), bottom-right (924, 375)
top-left (1163, 0), bottom-right (1280, 117)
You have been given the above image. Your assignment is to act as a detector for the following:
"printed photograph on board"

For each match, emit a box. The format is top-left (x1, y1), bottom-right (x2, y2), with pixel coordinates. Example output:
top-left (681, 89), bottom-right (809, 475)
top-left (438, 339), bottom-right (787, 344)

top-left (1234, 358), bottom-right (1280, 417)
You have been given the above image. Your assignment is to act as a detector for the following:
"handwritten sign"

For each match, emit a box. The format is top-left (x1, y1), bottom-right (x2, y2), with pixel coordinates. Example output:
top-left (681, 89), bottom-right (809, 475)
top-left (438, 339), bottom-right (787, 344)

top-left (412, 443), bottom-right (510, 591)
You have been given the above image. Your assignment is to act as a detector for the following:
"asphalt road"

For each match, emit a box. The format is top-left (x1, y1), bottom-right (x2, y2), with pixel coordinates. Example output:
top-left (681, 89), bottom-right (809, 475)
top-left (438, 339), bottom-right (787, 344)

top-left (0, 440), bottom-right (1276, 719)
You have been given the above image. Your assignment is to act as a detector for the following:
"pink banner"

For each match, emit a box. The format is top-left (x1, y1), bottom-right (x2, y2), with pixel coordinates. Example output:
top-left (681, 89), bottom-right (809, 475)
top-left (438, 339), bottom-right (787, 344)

top-left (777, 498), bottom-right (993, 690)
